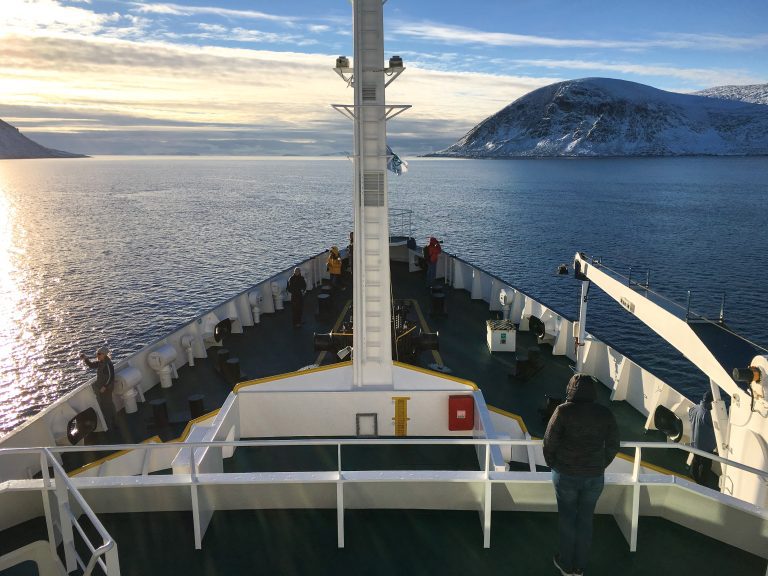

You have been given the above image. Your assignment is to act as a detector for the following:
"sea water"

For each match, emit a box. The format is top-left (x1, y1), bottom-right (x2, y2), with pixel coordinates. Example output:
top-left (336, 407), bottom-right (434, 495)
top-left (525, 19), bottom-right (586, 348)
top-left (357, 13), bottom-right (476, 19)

top-left (0, 156), bottom-right (766, 434)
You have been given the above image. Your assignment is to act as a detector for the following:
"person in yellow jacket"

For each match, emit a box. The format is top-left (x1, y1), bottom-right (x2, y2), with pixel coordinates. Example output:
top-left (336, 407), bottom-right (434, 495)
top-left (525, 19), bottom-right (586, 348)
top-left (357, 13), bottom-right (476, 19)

top-left (327, 246), bottom-right (344, 291)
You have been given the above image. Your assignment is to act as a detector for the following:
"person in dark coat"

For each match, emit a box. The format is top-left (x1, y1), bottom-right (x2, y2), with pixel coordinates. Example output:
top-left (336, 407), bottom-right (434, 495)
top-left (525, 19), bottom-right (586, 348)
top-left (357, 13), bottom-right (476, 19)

top-left (286, 267), bottom-right (307, 328)
top-left (80, 347), bottom-right (116, 428)
top-left (346, 231), bottom-right (354, 275)
top-left (543, 373), bottom-right (620, 576)
top-left (688, 390), bottom-right (717, 486)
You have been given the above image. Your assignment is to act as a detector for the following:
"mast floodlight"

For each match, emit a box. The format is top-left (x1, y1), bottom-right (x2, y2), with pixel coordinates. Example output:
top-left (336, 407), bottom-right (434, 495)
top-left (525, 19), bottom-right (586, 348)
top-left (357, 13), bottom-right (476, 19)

top-left (333, 55), bottom-right (353, 86)
top-left (383, 55), bottom-right (405, 86)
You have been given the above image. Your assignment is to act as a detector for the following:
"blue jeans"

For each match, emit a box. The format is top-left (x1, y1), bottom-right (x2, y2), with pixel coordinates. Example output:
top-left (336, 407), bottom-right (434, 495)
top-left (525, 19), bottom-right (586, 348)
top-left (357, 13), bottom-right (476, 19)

top-left (552, 470), bottom-right (605, 573)
top-left (427, 262), bottom-right (436, 286)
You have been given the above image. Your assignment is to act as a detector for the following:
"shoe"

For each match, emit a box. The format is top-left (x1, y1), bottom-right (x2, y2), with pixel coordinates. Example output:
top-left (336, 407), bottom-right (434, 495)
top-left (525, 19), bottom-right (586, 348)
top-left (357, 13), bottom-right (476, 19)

top-left (553, 555), bottom-right (572, 576)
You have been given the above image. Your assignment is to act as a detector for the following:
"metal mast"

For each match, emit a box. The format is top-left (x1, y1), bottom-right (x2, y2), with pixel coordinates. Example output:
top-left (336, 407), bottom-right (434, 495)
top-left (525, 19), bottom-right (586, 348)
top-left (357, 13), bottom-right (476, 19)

top-left (334, 0), bottom-right (408, 388)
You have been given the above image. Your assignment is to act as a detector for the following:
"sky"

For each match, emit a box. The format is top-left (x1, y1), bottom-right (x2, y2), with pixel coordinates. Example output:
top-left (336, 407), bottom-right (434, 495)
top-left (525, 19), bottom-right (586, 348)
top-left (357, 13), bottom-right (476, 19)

top-left (1, 0), bottom-right (767, 155)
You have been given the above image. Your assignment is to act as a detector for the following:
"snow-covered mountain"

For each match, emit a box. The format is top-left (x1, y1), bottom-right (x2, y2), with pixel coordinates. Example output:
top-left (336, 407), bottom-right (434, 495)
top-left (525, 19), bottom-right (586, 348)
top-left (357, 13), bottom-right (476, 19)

top-left (694, 84), bottom-right (768, 106)
top-left (0, 119), bottom-right (86, 159)
top-left (432, 78), bottom-right (768, 158)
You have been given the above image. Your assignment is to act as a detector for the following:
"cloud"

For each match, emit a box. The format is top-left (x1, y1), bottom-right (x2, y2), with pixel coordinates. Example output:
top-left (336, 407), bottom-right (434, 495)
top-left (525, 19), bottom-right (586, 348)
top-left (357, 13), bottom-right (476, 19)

top-left (514, 59), bottom-right (761, 87)
top-left (0, 30), bottom-right (545, 152)
top-left (393, 22), bottom-right (636, 49)
top-left (652, 32), bottom-right (768, 51)
top-left (127, 2), bottom-right (297, 23)
top-left (0, 0), bottom-right (120, 36)
top-left (165, 26), bottom-right (314, 45)
top-left (392, 21), bottom-right (768, 52)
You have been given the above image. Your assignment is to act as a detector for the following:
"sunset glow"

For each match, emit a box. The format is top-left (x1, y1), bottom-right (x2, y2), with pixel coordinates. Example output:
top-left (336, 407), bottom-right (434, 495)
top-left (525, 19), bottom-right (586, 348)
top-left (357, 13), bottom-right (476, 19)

top-left (1, 0), bottom-right (766, 155)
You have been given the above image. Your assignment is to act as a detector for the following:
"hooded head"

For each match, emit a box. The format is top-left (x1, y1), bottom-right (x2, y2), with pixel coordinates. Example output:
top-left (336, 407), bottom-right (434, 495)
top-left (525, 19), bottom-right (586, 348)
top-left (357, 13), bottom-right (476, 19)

top-left (429, 237), bottom-right (439, 247)
top-left (330, 246), bottom-right (339, 256)
top-left (566, 373), bottom-right (596, 403)
top-left (293, 267), bottom-right (302, 276)
top-left (702, 390), bottom-right (713, 408)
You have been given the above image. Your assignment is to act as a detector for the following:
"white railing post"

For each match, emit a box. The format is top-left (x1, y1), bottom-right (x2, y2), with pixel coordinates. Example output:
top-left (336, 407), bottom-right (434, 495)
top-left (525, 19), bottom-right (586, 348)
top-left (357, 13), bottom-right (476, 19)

top-left (39, 451), bottom-right (57, 562)
top-left (629, 447), bottom-right (642, 552)
top-left (482, 441), bottom-right (492, 548)
top-left (576, 280), bottom-right (589, 372)
top-left (50, 449), bottom-right (77, 572)
top-left (525, 432), bottom-right (537, 472)
top-left (105, 544), bottom-right (121, 576)
top-left (337, 442), bottom-right (345, 549)
top-left (141, 443), bottom-right (151, 475)
top-left (631, 447), bottom-right (642, 483)
top-left (190, 448), bottom-right (202, 550)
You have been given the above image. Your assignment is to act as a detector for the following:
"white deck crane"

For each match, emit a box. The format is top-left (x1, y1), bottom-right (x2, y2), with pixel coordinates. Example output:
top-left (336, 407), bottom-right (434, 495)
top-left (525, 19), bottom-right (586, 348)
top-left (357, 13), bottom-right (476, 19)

top-left (572, 252), bottom-right (768, 504)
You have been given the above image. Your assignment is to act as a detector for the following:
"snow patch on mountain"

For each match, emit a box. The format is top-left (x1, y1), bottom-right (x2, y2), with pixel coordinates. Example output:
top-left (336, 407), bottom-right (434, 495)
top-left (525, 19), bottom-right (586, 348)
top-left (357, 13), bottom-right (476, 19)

top-left (0, 119), bottom-right (86, 159)
top-left (431, 78), bottom-right (768, 158)
top-left (694, 84), bottom-right (768, 106)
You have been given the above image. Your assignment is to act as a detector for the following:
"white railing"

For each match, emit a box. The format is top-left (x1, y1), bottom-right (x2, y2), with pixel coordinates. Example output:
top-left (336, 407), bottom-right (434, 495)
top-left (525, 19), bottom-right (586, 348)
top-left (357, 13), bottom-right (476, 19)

top-left (389, 208), bottom-right (412, 240)
top-left (1, 447), bottom-right (119, 575)
top-left (2, 438), bottom-right (766, 557)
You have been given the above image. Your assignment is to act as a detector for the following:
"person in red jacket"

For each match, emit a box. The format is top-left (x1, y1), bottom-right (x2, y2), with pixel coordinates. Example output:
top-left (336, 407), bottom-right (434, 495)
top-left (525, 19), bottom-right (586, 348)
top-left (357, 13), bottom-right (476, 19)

top-left (426, 237), bottom-right (441, 287)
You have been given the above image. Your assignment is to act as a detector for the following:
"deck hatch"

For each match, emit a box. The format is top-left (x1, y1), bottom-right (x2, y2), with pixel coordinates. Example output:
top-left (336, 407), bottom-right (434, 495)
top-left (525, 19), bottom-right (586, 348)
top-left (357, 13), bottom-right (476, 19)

top-left (392, 396), bottom-right (410, 436)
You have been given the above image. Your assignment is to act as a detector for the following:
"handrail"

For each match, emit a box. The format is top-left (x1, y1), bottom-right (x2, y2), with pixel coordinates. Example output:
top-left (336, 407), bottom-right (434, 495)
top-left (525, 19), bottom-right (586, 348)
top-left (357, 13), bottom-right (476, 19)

top-left (41, 448), bottom-right (116, 575)
top-left (3, 437), bottom-right (766, 484)
top-left (1, 437), bottom-right (764, 562)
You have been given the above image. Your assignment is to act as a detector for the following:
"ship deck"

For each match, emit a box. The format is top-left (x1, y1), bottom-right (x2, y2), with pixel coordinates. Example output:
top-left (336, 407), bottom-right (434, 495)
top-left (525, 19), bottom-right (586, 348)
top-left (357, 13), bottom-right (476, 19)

top-left (63, 259), bottom-right (688, 478)
top-left (8, 259), bottom-right (765, 575)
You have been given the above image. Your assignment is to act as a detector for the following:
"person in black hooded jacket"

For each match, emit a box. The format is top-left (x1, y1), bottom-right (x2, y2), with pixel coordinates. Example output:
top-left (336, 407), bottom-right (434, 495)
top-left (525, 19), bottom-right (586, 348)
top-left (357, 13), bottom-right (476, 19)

top-left (286, 268), bottom-right (307, 328)
top-left (543, 373), bottom-right (619, 576)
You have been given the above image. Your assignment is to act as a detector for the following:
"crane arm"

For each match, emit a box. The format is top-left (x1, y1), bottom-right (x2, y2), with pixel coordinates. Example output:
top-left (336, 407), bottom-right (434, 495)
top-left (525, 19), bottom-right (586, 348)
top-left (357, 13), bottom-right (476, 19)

top-left (573, 253), bottom-right (742, 400)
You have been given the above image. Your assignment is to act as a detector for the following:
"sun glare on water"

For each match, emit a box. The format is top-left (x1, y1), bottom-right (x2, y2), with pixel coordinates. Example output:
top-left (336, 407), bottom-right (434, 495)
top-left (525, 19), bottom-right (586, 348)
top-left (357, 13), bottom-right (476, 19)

top-left (0, 180), bottom-right (46, 434)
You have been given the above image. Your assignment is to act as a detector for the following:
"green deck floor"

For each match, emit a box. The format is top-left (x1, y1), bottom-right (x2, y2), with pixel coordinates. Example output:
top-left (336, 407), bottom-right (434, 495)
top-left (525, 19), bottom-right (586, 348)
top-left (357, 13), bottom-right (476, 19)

top-left (3, 509), bottom-right (764, 576)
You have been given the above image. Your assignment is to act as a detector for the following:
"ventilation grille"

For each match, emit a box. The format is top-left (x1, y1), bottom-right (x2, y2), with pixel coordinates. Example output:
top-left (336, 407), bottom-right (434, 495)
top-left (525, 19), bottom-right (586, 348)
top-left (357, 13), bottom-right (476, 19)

top-left (363, 171), bottom-right (384, 206)
top-left (362, 84), bottom-right (377, 101)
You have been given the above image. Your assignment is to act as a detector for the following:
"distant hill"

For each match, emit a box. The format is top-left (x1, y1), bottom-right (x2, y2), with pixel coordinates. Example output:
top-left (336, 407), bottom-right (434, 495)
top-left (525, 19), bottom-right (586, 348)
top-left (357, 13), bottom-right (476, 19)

top-left (430, 78), bottom-right (768, 158)
top-left (0, 119), bottom-right (87, 159)
top-left (694, 83), bottom-right (768, 106)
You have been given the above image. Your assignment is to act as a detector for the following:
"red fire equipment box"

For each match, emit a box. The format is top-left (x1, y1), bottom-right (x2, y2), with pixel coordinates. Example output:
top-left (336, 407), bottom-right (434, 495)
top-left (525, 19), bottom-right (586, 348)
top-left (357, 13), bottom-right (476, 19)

top-left (448, 395), bottom-right (474, 431)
